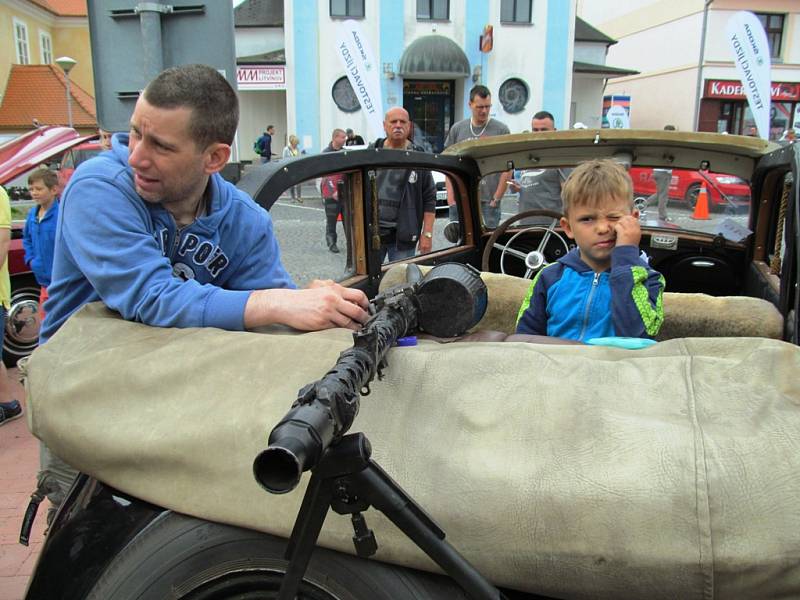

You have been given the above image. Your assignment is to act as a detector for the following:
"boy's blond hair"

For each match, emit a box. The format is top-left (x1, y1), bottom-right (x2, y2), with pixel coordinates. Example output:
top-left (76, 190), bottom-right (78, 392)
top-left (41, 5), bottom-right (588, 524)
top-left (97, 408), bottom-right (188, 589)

top-left (561, 159), bottom-right (633, 215)
top-left (28, 167), bottom-right (59, 189)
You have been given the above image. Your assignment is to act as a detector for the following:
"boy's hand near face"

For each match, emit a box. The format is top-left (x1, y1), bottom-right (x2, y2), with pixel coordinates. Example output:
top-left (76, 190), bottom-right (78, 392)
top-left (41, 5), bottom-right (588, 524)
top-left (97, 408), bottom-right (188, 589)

top-left (614, 213), bottom-right (642, 247)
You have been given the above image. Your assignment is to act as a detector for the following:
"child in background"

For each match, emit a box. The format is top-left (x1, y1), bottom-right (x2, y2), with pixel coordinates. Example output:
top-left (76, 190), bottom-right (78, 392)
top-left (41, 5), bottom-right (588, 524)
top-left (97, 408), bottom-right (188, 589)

top-left (23, 168), bottom-right (59, 320)
top-left (516, 159), bottom-right (665, 342)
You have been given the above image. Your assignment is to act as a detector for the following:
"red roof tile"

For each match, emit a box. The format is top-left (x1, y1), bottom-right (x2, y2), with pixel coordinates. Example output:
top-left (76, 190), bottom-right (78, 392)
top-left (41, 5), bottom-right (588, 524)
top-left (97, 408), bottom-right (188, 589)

top-left (27, 0), bottom-right (87, 17)
top-left (0, 64), bottom-right (96, 129)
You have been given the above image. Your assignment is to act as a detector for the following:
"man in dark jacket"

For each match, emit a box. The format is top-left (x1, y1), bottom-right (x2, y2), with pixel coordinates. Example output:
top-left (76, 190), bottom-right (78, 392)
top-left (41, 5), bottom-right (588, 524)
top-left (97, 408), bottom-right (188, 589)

top-left (255, 125), bottom-right (275, 163)
top-left (369, 107), bottom-right (436, 263)
top-left (345, 128), bottom-right (365, 146)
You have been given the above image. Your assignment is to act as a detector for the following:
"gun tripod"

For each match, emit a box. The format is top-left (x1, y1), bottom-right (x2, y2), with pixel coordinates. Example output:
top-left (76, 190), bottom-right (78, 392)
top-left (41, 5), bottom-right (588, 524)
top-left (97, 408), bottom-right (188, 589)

top-left (276, 433), bottom-right (503, 600)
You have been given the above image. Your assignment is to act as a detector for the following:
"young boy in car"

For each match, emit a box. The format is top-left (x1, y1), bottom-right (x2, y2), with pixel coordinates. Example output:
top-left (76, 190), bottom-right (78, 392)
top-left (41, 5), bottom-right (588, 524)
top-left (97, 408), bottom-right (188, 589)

top-left (23, 167), bottom-right (59, 319)
top-left (515, 159), bottom-right (665, 342)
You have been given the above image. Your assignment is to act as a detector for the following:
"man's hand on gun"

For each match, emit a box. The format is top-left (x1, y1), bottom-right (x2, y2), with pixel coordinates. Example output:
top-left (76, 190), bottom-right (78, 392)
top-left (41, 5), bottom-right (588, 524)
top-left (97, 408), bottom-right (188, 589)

top-left (245, 281), bottom-right (369, 331)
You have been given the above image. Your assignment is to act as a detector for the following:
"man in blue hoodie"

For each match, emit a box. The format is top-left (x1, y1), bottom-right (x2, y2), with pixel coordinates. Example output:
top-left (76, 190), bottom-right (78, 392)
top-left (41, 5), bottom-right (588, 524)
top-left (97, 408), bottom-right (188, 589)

top-left (41, 64), bottom-right (368, 345)
top-left (36, 64), bottom-right (370, 520)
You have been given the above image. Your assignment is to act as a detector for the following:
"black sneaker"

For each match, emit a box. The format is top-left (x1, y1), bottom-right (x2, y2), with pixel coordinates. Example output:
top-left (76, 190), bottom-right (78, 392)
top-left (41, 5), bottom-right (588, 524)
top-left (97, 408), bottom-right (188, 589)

top-left (328, 244), bottom-right (340, 254)
top-left (0, 400), bottom-right (22, 426)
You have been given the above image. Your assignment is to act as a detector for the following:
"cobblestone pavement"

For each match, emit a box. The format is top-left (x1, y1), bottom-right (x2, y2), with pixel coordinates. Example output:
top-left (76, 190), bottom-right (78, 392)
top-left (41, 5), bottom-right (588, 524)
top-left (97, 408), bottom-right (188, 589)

top-left (0, 370), bottom-right (45, 600)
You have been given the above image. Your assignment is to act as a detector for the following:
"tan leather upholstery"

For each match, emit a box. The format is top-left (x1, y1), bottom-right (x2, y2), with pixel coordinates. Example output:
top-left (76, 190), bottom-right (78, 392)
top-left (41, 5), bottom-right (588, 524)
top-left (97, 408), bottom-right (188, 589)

top-left (379, 264), bottom-right (784, 340)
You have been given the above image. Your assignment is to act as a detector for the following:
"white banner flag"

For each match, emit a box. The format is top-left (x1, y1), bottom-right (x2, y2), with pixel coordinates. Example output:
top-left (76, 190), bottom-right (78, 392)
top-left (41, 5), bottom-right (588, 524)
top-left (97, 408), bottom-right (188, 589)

top-left (335, 20), bottom-right (384, 141)
top-left (726, 11), bottom-right (771, 140)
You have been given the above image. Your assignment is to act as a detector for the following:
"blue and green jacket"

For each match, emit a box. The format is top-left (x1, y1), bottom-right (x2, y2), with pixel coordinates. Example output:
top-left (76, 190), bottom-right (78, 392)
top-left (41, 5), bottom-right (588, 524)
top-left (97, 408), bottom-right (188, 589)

top-left (515, 246), bottom-right (665, 341)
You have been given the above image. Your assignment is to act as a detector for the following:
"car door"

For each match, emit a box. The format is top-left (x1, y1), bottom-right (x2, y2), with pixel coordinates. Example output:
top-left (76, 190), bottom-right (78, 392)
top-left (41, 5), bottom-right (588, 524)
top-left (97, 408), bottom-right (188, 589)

top-left (238, 149), bottom-right (482, 299)
top-left (749, 141), bottom-right (799, 343)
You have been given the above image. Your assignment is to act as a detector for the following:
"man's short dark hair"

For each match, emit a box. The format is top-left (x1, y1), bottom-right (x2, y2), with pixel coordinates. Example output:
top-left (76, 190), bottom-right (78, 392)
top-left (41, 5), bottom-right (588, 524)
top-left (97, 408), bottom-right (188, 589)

top-left (469, 85), bottom-right (491, 102)
top-left (664, 124), bottom-right (676, 131)
top-left (346, 128), bottom-right (354, 135)
top-left (267, 125), bottom-right (275, 132)
top-left (533, 110), bottom-right (555, 122)
top-left (143, 64), bottom-right (238, 149)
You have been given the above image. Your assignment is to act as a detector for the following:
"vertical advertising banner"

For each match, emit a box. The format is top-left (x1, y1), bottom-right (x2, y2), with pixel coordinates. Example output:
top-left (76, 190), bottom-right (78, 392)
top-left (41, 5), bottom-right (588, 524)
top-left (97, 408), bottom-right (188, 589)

top-left (335, 20), bottom-right (384, 141)
top-left (726, 12), bottom-right (771, 140)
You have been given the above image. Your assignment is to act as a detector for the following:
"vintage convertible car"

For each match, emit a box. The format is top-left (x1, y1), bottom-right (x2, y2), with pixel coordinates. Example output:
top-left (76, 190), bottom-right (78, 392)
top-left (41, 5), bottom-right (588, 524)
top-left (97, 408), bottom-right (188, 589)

top-left (23, 130), bottom-right (799, 600)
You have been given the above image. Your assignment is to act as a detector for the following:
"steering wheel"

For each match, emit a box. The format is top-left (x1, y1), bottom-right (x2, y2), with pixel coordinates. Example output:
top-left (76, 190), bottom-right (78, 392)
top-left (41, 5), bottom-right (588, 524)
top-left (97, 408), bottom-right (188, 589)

top-left (481, 209), bottom-right (571, 278)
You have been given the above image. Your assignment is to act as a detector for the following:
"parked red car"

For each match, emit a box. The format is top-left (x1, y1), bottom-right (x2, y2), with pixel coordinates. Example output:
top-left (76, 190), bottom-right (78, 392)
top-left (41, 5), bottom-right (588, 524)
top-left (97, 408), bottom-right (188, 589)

top-left (629, 167), bottom-right (751, 211)
top-left (57, 139), bottom-right (104, 190)
top-left (0, 126), bottom-right (98, 366)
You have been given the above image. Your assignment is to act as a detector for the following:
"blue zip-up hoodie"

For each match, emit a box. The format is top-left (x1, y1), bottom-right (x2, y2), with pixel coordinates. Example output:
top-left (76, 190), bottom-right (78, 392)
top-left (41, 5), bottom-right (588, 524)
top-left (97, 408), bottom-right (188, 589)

top-left (22, 200), bottom-right (59, 287)
top-left (515, 246), bottom-right (665, 341)
top-left (40, 133), bottom-right (295, 343)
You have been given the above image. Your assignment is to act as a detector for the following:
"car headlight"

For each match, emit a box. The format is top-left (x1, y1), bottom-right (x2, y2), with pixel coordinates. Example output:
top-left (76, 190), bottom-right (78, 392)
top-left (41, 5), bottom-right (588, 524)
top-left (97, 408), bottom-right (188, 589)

top-left (714, 176), bottom-right (746, 184)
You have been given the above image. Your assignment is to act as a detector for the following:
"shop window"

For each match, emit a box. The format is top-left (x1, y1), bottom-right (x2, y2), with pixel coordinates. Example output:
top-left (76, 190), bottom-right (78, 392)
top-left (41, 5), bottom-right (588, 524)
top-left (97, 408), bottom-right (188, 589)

top-left (500, 0), bottom-right (532, 23)
top-left (330, 0), bottom-right (364, 18)
top-left (417, 0), bottom-right (448, 20)
top-left (13, 18), bottom-right (29, 65)
top-left (498, 78), bottom-right (529, 114)
top-left (39, 31), bottom-right (52, 64)
top-left (332, 77), bottom-right (360, 113)
top-left (756, 13), bottom-right (784, 59)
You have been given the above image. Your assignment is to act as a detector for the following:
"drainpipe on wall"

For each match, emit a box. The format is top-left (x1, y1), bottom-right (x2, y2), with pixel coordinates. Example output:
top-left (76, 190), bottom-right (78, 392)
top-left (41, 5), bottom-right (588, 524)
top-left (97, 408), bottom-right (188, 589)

top-left (692, 0), bottom-right (714, 132)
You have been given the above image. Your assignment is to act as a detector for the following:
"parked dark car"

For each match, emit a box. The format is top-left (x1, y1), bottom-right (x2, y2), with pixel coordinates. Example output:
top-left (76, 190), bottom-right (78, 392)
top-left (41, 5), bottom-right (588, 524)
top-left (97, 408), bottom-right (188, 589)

top-left (24, 130), bottom-right (799, 600)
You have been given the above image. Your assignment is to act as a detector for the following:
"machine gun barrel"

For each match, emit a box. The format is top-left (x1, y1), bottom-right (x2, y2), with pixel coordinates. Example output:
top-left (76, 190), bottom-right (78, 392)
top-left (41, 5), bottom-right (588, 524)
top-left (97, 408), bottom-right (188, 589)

top-left (253, 287), bottom-right (418, 493)
top-left (253, 263), bottom-right (488, 494)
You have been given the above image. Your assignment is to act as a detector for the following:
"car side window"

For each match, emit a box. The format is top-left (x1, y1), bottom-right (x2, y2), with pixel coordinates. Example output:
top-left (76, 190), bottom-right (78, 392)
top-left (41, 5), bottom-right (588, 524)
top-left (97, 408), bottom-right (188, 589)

top-left (268, 172), bottom-right (360, 287)
top-left (369, 167), bottom-right (456, 265)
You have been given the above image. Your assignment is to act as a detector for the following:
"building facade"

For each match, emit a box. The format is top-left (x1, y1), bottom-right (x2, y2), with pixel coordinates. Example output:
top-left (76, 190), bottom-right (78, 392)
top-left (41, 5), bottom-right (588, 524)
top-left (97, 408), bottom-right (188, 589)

top-left (0, 0), bottom-right (95, 136)
top-left (269, 0), bottom-right (579, 157)
top-left (577, 0), bottom-right (800, 140)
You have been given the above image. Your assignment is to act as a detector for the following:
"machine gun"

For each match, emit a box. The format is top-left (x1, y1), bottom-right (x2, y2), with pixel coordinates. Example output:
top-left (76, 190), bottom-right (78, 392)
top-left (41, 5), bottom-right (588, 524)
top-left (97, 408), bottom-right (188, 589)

top-left (253, 263), bottom-right (505, 600)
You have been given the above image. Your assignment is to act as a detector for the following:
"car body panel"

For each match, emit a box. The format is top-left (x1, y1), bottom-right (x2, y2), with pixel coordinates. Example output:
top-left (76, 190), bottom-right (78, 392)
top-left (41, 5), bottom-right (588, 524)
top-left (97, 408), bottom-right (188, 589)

top-left (443, 129), bottom-right (778, 181)
top-left (0, 127), bottom-right (95, 187)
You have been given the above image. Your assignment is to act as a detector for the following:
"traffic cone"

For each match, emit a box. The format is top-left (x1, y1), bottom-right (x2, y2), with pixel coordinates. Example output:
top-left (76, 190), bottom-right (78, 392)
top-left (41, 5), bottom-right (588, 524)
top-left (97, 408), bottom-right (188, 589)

top-left (691, 183), bottom-right (710, 220)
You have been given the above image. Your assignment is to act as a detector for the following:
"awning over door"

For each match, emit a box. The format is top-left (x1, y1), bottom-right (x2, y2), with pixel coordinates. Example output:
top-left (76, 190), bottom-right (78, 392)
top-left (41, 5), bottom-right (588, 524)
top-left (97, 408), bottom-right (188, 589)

top-left (398, 35), bottom-right (470, 79)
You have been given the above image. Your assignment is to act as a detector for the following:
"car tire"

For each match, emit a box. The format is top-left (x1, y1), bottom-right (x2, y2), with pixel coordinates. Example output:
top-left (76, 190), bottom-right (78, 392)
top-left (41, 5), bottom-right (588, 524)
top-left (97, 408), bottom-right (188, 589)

top-left (85, 511), bottom-right (470, 600)
top-left (684, 184), bottom-right (700, 210)
top-left (4, 275), bottom-right (40, 367)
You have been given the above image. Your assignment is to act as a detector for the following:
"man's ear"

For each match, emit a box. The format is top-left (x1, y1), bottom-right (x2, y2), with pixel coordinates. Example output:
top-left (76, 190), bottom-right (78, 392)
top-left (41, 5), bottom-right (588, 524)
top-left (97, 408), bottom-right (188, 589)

top-left (560, 216), bottom-right (574, 239)
top-left (632, 208), bottom-right (640, 219)
top-left (203, 143), bottom-right (232, 175)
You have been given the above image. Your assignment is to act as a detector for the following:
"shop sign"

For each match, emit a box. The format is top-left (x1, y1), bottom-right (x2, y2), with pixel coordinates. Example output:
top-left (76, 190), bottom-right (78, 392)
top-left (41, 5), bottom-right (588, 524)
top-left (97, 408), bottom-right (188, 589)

top-left (237, 66), bottom-right (286, 90)
top-left (705, 80), bottom-right (800, 102)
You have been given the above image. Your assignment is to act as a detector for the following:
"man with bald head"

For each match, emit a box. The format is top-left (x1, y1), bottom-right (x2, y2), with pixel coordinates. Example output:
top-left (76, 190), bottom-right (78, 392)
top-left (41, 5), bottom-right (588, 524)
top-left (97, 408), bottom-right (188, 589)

top-left (369, 107), bottom-right (436, 262)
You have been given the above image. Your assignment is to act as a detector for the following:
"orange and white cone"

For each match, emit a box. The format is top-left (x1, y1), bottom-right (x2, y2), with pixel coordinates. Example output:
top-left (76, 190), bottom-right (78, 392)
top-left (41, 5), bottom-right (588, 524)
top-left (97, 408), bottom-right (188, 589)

top-left (691, 183), bottom-right (710, 220)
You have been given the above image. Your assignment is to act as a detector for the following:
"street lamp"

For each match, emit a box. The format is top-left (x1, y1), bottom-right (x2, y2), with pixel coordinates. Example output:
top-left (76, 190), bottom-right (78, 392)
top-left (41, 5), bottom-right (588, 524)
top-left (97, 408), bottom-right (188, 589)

top-left (55, 56), bottom-right (77, 128)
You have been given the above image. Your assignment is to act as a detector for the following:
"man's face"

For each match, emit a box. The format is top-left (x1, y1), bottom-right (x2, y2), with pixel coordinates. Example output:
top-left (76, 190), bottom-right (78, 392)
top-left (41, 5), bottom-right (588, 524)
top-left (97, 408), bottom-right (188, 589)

top-left (469, 94), bottom-right (492, 126)
top-left (29, 180), bottom-right (57, 206)
top-left (267, 127), bottom-right (275, 135)
top-left (531, 117), bottom-right (555, 132)
top-left (383, 108), bottom-right (411, 144)
top-left (127, 96), bottom-right (210, 205)
top-left (560, 195), bottom-right (637, 272)
top-left (332, 131), bottom-right (347, 149)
